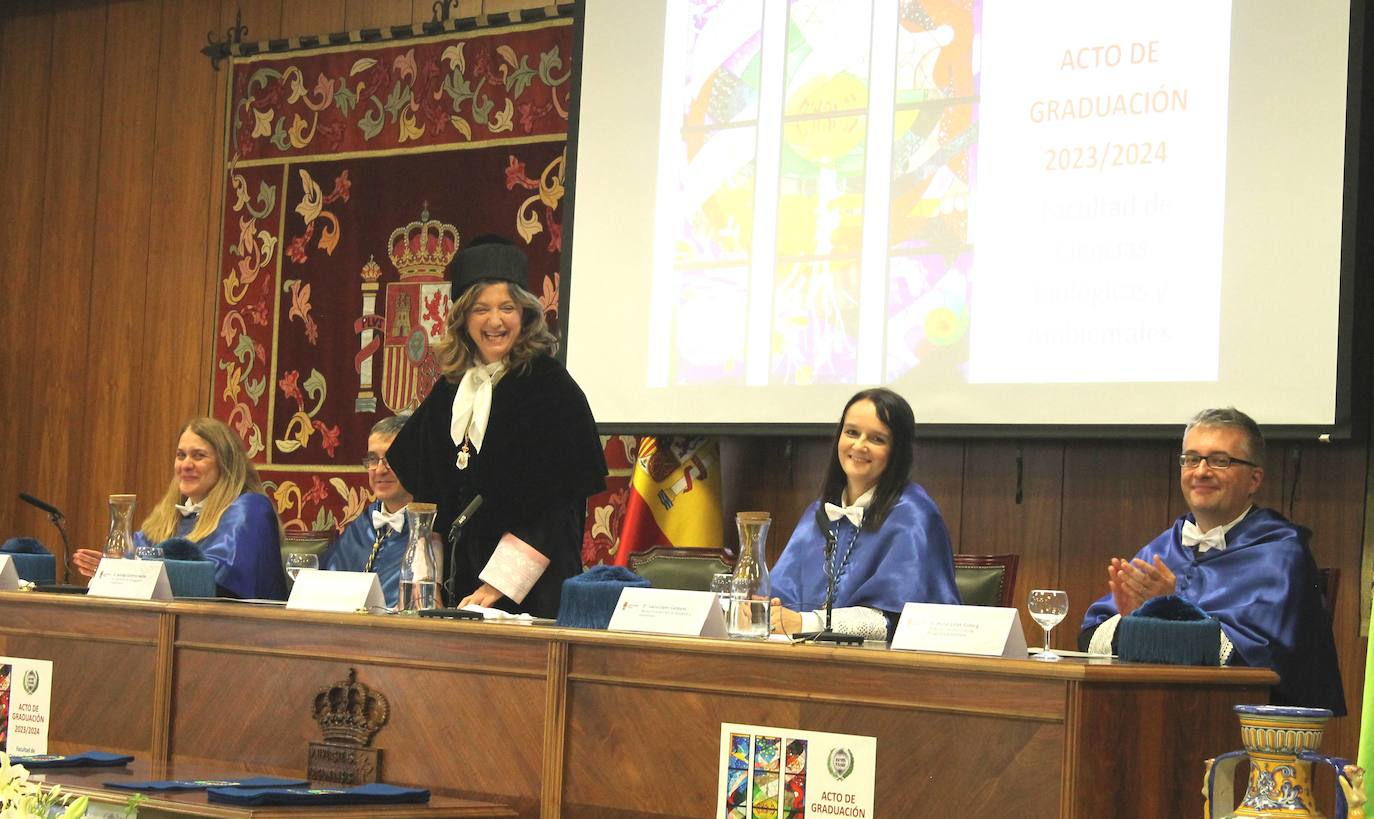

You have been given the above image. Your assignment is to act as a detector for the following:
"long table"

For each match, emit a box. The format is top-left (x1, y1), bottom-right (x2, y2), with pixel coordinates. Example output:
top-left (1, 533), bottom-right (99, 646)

top-left (0, 592), bottom-right (1276, 818)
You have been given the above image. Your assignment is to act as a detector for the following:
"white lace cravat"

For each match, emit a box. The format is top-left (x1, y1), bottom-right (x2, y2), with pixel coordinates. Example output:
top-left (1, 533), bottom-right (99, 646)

top-left (174, 499), bottom-right (204, 518)
top-left (371, 506), bottom-right (406, 533)
top-left (450, 360), bottom-right (506, 454)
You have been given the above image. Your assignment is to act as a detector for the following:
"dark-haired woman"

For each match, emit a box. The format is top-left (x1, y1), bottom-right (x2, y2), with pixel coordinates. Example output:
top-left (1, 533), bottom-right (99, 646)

top-left (386, 237), bottom-right (606, 619)
top-left (769, 388), bottom-right (959, 640)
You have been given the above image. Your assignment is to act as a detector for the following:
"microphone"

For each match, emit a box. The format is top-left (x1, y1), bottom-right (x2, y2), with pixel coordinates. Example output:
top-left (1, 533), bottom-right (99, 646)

top-left (453, 495), bottom-right (483, 531)
top-left (18, 492), bottom-right (63, 520)
top-left (17, 491), bottom-right (76, 582)
top-left (798, 506), bottom-right (863, 646)
top-left (443, 495), bottom-right (484, 603)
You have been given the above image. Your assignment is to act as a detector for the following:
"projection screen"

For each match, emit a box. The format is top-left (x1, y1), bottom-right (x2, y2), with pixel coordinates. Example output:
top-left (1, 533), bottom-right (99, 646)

top-left (563, 0), bottom-right (1361, 433)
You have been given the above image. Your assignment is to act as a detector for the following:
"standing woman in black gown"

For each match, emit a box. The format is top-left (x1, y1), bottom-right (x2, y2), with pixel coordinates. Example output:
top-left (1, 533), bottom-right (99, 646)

top-left (386, 237), bottom-right (607, 618)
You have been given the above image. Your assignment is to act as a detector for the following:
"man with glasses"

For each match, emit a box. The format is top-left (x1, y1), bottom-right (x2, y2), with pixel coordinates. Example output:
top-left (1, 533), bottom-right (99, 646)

top-left (321, 413), bottom-right (414, 607)
top-left (1079, 407), bottom-right (1344, 713)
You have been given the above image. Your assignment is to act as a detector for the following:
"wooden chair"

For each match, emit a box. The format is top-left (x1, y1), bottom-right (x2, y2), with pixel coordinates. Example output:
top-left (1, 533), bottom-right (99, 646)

top-left (953, 554), bottom-right (1020, 607)
top-left (281, 531), bottom-right (332, 585)
top-left (627, 546), bottom-right (735, 592)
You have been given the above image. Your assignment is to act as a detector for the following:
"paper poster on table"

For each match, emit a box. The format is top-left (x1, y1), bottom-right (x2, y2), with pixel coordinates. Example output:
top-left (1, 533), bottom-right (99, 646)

top-left (717, 722), bottom-right (876, 819)
top-left (0, 657), bottom-right (52, 755)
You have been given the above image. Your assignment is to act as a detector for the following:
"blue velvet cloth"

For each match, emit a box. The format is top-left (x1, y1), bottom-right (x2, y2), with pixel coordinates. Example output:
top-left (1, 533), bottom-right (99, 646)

top-left (160, 559), bottom-right (218, 598)
top-left (1, 538), bottom-right (53, 582)
top-left (1, 537), bottom-right (49, 554)
top-left (556, 565), bottom-right (651, 629)
top-left (321, 500), bottom-right (409, 607)
top-left (207, 783), bottom-right (429, 807)
top-left (1080, 507), bottom-right (1345, 714)
top-left (135, 493), bottom-right (285, 600)
top-left (770, 483), bottom-right (961, 623)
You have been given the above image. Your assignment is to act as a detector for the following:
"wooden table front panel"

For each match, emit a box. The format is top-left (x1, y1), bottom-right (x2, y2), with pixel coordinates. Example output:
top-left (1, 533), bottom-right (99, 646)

top-left (169, 611), bottom-right (549, 817)
top-left (561, 639), bottom-right (1070, 818)
top-left (0, 595), bottom-right (162, 756)
top-left (0, 595), bottom-right (1278, 819)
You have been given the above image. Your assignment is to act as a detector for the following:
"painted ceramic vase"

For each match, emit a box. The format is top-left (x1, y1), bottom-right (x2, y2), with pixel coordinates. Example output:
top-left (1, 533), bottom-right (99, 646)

top-left (1203, 705), bottom-right (1365, 819)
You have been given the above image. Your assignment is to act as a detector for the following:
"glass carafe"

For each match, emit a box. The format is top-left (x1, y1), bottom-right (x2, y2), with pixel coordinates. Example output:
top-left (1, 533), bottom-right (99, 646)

top-left (728, 511), bottom-right (772, 638)
top-left (103, 494), bottom-right (137, 559)
top-left (397, 503), bottom-right (438, 612)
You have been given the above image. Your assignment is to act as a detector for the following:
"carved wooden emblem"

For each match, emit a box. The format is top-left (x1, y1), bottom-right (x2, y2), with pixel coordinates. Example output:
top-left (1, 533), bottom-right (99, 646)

top-left (306, 668), bottom-right (389, 785)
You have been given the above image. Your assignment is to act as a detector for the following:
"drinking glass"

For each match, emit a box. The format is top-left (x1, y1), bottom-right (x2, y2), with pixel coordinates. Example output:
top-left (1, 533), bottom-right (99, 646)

top-left (709, 572), bottom-right (733, 614)
top-left (134, 542), bottom-right (164, 560)
top-left (286, 553), bottom-right (319, 584)
top-left (1028, 589), bottom-right (1070, 661)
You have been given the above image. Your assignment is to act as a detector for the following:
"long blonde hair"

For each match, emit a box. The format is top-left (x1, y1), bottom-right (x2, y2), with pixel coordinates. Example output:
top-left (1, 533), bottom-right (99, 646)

top-left (434, 280), bottom-right (558, 382)
top-left (140, 418), bottom-right (284, 544)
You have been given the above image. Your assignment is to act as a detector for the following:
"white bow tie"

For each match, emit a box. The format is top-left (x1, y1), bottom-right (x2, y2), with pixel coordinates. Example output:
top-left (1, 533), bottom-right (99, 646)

top-left (451, 361), bottom-right (506, 454)
top-left (175, 500), bottom-right (204, 518)
top-left (371, 507), bottom-right (406, 534)
top-left (824, 502), bottom-right (864, 528)
top-left (1181, 520), bottom-right (1227, 553)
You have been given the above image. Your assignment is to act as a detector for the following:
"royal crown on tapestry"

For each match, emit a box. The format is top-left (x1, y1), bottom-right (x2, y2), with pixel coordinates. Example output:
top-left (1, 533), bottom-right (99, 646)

top-left (356, 207), bottom-right (458, 415)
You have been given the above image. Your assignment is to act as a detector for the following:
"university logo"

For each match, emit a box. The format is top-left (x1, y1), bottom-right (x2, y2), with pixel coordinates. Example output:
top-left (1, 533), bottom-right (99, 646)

top-left (827, 746), bottom-right (854, 781)
top-left (22, 669), bottom-right (38, 696)
top-left (355, 207), bottom-right (458, 413)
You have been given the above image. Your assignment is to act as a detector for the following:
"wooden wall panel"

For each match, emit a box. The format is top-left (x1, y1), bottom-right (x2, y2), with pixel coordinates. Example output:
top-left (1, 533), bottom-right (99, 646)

top-left (1286, 439), bottom-right (1368, 759)
top-left (961, 441), bottom-right (1064, 611)
top-left (228, 0), bottom-right (283, 42)
top-left (917, 439), bottom-right (965, 549)
top-left (723, 436), bottom-right (830, 564)
top-left (0, 2), bottom-right (55, 545)
top-left (131, 0), bottom-right (231, 566)
top-left (29, 2), bottom-right (107, 559)
top-left (1057, 441), bottom-right (1175, 650)
top-left (345, 0), bottom-right (413, 30)
top-left (79, 0), bottom-right (163, 556)
top-left (282, 0), bottom-right (345, 36)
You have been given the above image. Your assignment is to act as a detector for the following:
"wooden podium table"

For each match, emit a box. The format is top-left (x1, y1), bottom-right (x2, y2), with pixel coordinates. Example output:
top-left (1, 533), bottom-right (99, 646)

top-left (0, 592), bottom-right (1274, 818)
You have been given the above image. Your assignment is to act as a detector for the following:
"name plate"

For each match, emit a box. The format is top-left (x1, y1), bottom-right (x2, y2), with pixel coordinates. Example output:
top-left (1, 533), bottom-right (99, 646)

top-left (890, 602), bottom-right (1027, 658)
top-left (307, 741), bottom-right (381, 786)
top-left (607, 587), bottom-right (727, 638)
top-left (1, 656), bottom-right (53, 755)
top-left (87, 558), bottom-right (172, 601)
top-left (0, 556), bottom-right (18, 590)
top-left (287, 570), bottom-right (385, 613)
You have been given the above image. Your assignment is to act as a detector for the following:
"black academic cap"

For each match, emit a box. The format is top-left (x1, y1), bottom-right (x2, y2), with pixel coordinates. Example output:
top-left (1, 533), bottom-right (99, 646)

top-left (447, 237), bottom-right (529, 300)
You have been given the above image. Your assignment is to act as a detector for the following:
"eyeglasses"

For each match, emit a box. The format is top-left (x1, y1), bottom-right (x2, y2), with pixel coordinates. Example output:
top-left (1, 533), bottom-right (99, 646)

top-left (1179, 453), bottom-right (1259, 470)
top-left (361, 454), bottom-right (391, 470)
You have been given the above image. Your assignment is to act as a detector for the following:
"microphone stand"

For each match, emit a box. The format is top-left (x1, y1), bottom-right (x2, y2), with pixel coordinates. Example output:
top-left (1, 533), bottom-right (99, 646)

top-left (796, 521), bottom-right (863, 646)
top-left (441, 495), bottom-right (484, 608)
top-left (48, 511), bottom-right (76, 581)
top-left (18, 494), bottom-right (78, 583)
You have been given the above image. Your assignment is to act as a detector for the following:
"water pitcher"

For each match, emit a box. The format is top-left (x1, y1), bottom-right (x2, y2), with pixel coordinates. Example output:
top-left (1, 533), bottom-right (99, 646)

top-left (728, 511), bottom-right (772, 638)
top-left (103, 494), bottom-right (137, 559)
top-left (398, 503), bottom-right (439, 612)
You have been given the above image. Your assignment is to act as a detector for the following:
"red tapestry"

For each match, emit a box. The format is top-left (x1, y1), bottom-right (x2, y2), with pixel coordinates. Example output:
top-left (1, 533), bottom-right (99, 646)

top-left (212, 19), bottom-right (627, 558)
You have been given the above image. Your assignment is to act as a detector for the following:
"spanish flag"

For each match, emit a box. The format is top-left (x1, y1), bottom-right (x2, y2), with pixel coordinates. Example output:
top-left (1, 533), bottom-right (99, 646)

top-left (612, 436), bottom-right (724, 564)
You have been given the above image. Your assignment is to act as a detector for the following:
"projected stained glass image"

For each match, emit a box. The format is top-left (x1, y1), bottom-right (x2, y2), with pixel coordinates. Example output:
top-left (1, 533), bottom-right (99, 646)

top-left (653, 0), bottom-right (980, 387)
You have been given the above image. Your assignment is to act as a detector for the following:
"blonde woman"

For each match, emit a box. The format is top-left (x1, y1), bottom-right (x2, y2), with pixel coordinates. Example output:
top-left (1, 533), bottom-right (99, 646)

top-left (387, 236), bottom-right (606, 618)
top-left (72, 418), bottom-right (286, 599)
